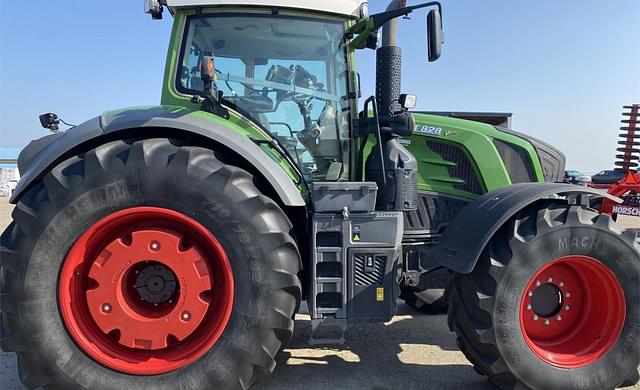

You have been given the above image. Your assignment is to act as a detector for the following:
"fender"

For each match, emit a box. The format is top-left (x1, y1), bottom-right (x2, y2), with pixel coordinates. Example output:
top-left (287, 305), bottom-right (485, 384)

top-left (11, 106), bottom-right (306, 207)
top-left (432, 183), bottom-right (621, 274)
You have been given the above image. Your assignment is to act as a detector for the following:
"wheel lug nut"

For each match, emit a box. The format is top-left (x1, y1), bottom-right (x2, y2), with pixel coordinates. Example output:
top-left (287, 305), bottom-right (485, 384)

top-left (150, 241), bottom-right (161, 251)
top-left (526, 304), bottom-right (532, 311)
top-left (565, 292), bottom-right (571, 298)
top-left (535, 280), bottom-right (541, 287)
top-left (182, 311), bottom-right (191, 321)
top-left (556, 315), bottom-right (562, 321)
top-left (102, 303), bottom-right (112, 313)
top-left (565, 305), bottom-right (570, 311)
top-left (544, 319), bottom-right (550, 326)
top-left (533, 315), bottom-right (539, 321)
top-left (559, 282), bottom-right (565, 287)
top-left (528, 291), bottom-right (533, 297)
top-left (547, 277), bottom-right (553, 283)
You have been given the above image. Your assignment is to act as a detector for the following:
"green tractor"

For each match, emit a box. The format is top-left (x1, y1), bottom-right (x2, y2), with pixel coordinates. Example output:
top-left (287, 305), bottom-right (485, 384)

top-left (1, 1), bottom-right (638, 389)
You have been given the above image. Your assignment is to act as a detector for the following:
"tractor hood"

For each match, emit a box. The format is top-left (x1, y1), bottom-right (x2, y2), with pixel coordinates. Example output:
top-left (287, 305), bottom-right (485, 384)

top-left (165, 0), bottom-right (367, 18)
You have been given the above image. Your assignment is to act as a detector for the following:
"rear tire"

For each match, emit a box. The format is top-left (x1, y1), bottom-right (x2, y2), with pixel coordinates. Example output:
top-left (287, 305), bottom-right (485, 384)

top-left (1, 138), bottom-right (301, 389)
top-left (448, 201), bottom-right (640, 390)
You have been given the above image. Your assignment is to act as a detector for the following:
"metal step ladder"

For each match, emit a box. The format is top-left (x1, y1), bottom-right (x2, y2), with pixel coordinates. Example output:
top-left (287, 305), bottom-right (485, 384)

top-left (307, 210), bottom-right (404, 344)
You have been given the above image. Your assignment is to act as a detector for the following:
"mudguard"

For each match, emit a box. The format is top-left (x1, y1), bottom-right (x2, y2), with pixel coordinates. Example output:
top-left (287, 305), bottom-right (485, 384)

top-left (11, 106), bottom-right (306, 206)
top-left (432, 183), bottom-right (621, 274)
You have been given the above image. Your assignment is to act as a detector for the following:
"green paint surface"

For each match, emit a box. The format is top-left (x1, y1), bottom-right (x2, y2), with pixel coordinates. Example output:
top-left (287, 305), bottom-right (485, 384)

top-left (407, 113), bottom-right (544, 199)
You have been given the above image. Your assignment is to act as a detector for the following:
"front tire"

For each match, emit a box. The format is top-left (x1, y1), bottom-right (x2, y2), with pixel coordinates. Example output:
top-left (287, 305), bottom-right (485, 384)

top-left (448, 201), bottom-right (639, 390)
top-left (1, 138), bottom-right (301, 389)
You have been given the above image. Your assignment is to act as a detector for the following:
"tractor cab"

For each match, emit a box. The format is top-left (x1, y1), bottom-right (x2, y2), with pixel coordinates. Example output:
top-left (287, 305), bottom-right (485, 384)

top-left (153, 0), bottom-right (443, 188)
top-left (154, 0), bottom-right (369, 182)
top-left (177, 11), bottom-right (352, 180)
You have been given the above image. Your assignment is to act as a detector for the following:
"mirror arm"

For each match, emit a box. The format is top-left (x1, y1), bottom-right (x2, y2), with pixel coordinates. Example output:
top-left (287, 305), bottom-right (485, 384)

top-left (371, 1), bottom-right (443, 30)
top-left (192, 78), bottom-right (230, 119)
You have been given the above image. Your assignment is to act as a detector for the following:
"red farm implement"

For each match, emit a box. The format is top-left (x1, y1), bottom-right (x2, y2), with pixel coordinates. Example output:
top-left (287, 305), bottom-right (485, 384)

top-left (591, 104), bottom-right (640, 217)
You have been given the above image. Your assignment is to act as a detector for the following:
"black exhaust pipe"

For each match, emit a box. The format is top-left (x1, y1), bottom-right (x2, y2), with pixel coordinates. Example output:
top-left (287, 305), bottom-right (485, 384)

top-left (376, 46), bottom-right (403, 116)
top-left (376, 0), bottom-right (405, 116)
top-left (366, 0), bottom-right (418, 212)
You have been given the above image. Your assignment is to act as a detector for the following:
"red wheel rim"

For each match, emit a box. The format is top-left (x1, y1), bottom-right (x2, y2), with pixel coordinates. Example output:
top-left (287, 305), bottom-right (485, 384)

top-left (519, 255), bottom-right (625, 368)
top-left (59, 207), bottom-right (234, 375)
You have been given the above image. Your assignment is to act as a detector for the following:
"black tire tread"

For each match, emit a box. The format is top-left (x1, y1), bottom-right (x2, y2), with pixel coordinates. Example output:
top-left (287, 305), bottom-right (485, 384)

top-left (400, 279), bottom-right (450, 315)
top-left (1, 138), bottom-right (301, 390)
top-left (448, 200), bottom-right (640, 390)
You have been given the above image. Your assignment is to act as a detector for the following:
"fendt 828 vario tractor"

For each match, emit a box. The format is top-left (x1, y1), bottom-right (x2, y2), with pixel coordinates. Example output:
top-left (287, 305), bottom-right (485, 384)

top-left (1, 1), bottom-right (638, 389)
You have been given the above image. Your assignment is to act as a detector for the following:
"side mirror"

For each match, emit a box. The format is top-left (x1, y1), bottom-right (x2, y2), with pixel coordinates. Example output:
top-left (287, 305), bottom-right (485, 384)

top-left (199, 55), bottom-right (216, 83)
top-left (193, 52), bottom-right (229, 119)
top-left (199, 53), bottom-right (221, 101)
top-left (427, 9), bottom-right (443, 62)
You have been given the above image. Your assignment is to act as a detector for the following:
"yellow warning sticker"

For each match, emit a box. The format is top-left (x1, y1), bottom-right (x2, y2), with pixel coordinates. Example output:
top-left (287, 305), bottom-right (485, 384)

top-left (376, 287), bottom-right (384, 302)
top-left (352, 225), bottom-right (361, 241)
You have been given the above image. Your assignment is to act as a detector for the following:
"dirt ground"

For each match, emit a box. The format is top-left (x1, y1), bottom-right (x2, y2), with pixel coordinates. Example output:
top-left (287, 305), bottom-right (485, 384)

top-left (0, 197), bottom-right (638, 389)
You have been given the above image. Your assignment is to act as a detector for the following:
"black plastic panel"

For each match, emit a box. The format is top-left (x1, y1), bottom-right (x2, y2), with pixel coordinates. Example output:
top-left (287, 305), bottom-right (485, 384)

top-left (354, 254), bottom-right (386, 286)
top-left (403, 192), bottom-right (471, 242)
top-left (366, 138), bottom-right (418, 211)
top-left (494, 140), bottom-right (536, 183)
top-left (496, 127), bottom-right (566, 183)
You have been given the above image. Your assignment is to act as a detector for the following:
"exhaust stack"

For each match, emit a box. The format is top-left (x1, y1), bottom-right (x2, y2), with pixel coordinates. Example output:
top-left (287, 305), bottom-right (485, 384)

top-left (376, 0), bottom-right (406, 116)
top-left (367, 0), bottom-right (418, 212)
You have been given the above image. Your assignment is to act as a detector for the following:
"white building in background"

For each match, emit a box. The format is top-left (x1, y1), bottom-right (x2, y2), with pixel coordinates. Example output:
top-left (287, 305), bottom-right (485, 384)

top-left (0, 167), bottom-right (20, 182)
top-left (0, 148), bottom-right (20, 197)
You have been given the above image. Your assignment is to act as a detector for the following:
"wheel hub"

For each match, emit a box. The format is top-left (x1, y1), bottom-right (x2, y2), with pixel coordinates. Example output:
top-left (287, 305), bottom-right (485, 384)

top-left (530, 283), bottom-right (563, 318)
top-left (520, 255), bottom-right (626, 368)
top-left (134, 262), bottom-right (178, 304)
top-left (85, 229), bottom-right (212, 350)
top-left (59, 207), bottom-right (235, 375)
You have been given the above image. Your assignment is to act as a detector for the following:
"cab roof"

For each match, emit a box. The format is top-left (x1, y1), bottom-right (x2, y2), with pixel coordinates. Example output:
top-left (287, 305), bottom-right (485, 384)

top-left (165, 0), bottom-right (367, 18)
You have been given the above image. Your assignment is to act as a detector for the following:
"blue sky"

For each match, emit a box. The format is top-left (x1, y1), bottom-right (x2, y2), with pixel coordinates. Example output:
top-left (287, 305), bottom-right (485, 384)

top-left (0, 1), bottom-right (638, 172)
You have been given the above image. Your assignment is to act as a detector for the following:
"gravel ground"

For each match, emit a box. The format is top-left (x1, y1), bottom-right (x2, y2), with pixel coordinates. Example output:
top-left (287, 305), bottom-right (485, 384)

top-left (0, 197), bottom-right (638, 389)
